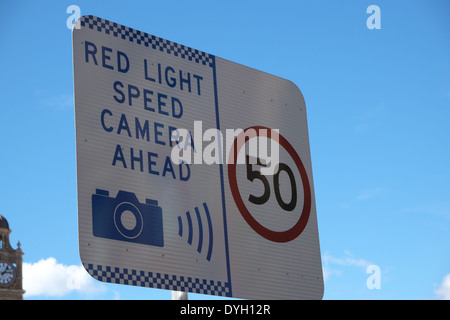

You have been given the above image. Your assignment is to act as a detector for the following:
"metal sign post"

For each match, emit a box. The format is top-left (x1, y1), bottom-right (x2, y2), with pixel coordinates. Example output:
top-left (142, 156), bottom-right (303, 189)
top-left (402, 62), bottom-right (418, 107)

top-left (171, 291), bottom-right (188, 300)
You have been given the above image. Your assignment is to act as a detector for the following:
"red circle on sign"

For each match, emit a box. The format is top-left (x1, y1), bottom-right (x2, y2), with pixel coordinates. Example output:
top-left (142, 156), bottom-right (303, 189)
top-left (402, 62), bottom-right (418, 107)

top-left (227, 126), bottom-right (311, 243)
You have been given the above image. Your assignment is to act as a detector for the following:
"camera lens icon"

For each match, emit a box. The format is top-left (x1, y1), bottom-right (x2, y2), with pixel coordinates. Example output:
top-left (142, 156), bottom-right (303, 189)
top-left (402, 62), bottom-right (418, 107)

top-left (113, 202), bottom-right (143, 239)
top-left (92, 189), bottom-right (164, 247)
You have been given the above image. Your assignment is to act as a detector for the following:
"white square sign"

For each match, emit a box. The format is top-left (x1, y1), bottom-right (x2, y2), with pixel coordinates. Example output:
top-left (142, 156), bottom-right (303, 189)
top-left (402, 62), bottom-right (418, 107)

top-left (73, 15), bottom-right (323, 299)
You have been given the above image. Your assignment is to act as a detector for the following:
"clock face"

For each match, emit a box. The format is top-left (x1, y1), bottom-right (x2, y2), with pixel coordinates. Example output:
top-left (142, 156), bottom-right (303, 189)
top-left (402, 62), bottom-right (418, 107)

top-left (0, 261), bottom-right (15, 285)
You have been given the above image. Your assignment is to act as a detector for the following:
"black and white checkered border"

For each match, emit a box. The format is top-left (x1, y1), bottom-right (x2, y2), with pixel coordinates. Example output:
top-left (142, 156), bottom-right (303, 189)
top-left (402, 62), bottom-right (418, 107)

top-left (85, 263), bottom-right (231, 297)
top-left (80, 15), bottom-right (214, 67)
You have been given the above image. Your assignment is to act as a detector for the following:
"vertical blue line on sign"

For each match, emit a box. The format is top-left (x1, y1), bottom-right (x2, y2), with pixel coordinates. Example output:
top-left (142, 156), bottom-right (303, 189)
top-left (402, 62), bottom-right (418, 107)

top-left (211, 55), bottom-right (232, 297)
top-left (203, 202), bottom-right (213, 262)
top-left (177, 216), bottom-right (183, 237)
top-left (194, 207), bottom-right (203, 254)
top-left (186, 211), bottom-right (193, 245)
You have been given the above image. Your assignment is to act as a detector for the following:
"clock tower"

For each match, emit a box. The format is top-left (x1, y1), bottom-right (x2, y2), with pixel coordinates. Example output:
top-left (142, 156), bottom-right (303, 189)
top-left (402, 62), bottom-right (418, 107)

top-left (0, 215), bottom-right (25, 300)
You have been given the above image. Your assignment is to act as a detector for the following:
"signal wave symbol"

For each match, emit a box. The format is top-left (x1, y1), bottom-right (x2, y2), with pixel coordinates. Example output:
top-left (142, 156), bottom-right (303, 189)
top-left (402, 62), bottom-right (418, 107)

top-left (177, 203), bottom-right (213, 261)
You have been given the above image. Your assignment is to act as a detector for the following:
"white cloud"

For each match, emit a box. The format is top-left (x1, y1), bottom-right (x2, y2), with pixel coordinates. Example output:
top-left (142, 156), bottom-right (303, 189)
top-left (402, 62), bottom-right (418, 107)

top-left (357, 187), bottom-right (386, 200)
top-left (322, 264), bottom-right (341, 281)
top-left (323, 251), bottom-right (372, 268)
top-left (322, 251), bottom-right (373, 282)
top-left (36, 92), bottom-right (74, 110)
top-left (399, 203), bottom-right (450, 220)
top-left (23, 257), bottom-right (108, 298)
top-left (435, 274), bottom-right (450, 300)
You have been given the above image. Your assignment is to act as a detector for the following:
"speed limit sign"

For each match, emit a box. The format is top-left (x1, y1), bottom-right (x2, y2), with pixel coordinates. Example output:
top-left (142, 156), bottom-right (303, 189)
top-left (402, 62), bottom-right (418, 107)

top-left (228, 126), bottom-right (312, 243)
top-left (74, 15), bottom-right (322, 300)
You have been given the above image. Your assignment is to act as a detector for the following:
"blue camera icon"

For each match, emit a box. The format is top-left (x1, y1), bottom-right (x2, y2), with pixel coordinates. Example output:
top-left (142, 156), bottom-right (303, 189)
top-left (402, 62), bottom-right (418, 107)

top-left (92, 189), bottom-right (164, 247)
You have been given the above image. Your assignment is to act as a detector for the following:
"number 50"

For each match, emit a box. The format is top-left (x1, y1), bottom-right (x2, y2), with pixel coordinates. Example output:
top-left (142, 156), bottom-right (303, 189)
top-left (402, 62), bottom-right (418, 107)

top-left (246, 155), bottom-right (297, 211)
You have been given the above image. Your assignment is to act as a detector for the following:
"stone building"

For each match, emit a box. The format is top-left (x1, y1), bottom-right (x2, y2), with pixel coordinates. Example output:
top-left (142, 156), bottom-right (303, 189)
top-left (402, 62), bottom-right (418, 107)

top-left (0, 215), bottom-right (25, 300)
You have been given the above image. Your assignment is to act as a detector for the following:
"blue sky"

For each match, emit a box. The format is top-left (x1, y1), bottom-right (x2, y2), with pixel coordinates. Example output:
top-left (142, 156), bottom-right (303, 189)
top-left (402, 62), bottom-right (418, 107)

top-left (1, 0), bottom-right (449, 300)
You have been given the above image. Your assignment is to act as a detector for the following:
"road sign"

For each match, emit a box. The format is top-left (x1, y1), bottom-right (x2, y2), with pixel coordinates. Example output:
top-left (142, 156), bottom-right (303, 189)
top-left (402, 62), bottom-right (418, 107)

top-left (73, 15), bottom-right (323, 299)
